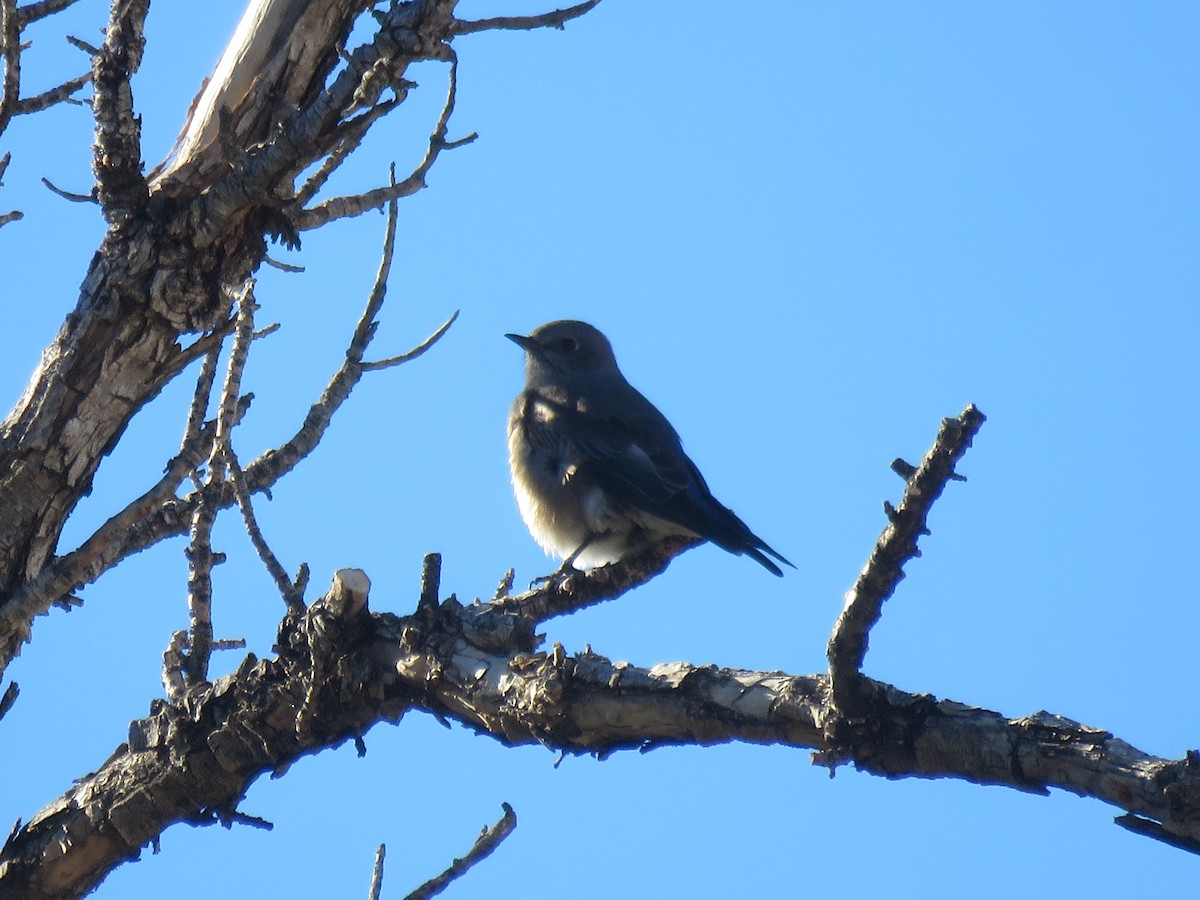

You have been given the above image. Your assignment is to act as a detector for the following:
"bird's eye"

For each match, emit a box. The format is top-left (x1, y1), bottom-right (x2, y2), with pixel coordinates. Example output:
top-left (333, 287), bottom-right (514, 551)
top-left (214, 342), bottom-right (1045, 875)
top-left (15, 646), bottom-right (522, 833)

top-left (557, 337), bottom-right (578, 353)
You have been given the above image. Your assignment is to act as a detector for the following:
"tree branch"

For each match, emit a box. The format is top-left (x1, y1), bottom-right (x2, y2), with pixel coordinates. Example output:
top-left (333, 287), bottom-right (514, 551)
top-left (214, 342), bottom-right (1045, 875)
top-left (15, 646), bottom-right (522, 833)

top-left (91, 0), bottom-right (149, 216)
top-left (403, 804), bottom-right (517, 900)
top-left (826, 404), bottom-right (986, 711)
top-left (451, 0), bottom-right (602, 36)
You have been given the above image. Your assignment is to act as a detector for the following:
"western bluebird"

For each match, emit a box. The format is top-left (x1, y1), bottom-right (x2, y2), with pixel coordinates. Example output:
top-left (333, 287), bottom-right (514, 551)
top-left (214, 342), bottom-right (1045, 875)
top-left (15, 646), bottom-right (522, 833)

top-left (506, 320), bottom-right (792, 576)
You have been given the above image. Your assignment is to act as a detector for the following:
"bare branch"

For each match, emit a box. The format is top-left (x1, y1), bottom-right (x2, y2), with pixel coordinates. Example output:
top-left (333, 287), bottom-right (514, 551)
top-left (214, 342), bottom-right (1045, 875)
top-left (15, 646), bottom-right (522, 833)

top-left (16, 0), bottom-right (85, 26)
top-left (181, 346), bottom-right (222, 455)
top-left (361, 310), bottom-right (459, 371)
top-left (0, 679), bottom-right (17, 723)
top-left (183, 494), bottom-right (219, 685)
top-left (263, 255), bottom-right (305, 273)
top-left (91, 0), bottom-right (150, 215)
top-left (297, 53), bottom-right (476, 230)
top-left (227, 451), bottom-right (305, 613)
top-left (40, 175), bottom-right (95, 203)
top-left (14, 70), bottom-right (89, 114)
top-left (185, 284), bottom-right (256, 684)
top-left (825, 404), bottom-right (986, 710)
top-left (0, 398), bottom-right (248, 645)
top-left (403, 804), bottom-right (518, 900)
top-left (0, 0), bottom-right (22, 136)
top-left (368, 843), bottom-right (385, 900)
top-left (489, 536), bottom-right (701, 626)
top-left (451, 0), bottom-right (603, 36)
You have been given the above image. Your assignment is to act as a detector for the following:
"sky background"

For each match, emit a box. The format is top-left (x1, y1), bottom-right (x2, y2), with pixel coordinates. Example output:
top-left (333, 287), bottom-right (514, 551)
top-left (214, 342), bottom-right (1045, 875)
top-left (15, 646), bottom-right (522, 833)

top-left (2, 1), bottom-right (1199, 897)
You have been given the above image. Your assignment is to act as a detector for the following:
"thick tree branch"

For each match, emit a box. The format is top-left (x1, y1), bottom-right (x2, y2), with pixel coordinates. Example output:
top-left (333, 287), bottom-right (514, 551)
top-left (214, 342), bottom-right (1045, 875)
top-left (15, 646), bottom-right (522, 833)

top-left (0, 0), bottom-right (585, 681)
top-left (91, 0), bottom-right (149, 216)
top-left (2, 540), bottom-right (1195, 899)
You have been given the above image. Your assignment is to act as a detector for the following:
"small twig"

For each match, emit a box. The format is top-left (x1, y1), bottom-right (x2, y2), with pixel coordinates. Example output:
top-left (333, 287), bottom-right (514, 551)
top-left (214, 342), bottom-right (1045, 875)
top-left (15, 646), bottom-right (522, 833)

top-left (826, 404), bottom-right (986, 711)
top-left (241, 168), bottom-right (457, 489)
top-left (227, 450), bottom-right (305, 613)
top-left (263, 255), bottom-right (305, 273)
top-left (403, 804), bottom-right (517, 900)
top-left (0, 680), bottom-right (18, 723)
top-left (14, 70), bottom-right (90, 114)
top-left (298, 53), bottom-right (476, 229)
top-left (368, 843), bottom-right (385, 900)
top-left (295, 96), bottom-right (397, 208)
top-left (362, 310), bottom-right (459, 370)
top-left (40, 176), bottom-right (95, 203)
top-left (0, 209), bottom-right (21, 228)
top-left (181, 346), bottom-right (221, 455)
top-left (451, 0), bottom-right (602, 35)
top-left (65, 34), bottom-right (100, 56)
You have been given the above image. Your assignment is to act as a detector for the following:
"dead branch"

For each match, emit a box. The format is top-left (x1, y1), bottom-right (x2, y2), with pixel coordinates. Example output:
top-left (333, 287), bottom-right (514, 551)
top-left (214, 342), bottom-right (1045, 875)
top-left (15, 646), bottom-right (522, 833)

top-left (451, 0), bottom-right (602, 36)
top-left (297, 52), bottom-right (476, 230)
top-left (403, 804), bottom-right (517, 900)
top-left (91, 0), bottom-right (149, 216)
top-left (826, 404), bottom-right (986, 710)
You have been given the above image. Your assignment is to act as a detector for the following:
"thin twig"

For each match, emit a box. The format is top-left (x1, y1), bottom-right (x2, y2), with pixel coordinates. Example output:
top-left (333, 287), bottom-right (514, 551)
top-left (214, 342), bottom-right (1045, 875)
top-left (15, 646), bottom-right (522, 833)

top-left (295, 90), bottom-right (399, 208)
top-left (403, 804), bottom-right (517, 900)
top-left (0, 680), bottom-right (18, 723)
top-left (40, 176), bottom-right (95, 203)
top-left (263, 255), bottom-right (305, 273)
top-left (451, 0), bottom-right (602, 35)
top-left (362, 311), bottom-right (459, 370)
top-left (298, 53), bottom-right (475, 229)
top-left (227, 450), bottom-right (305, 612)
top-left (66, 34), bottom-right (100, 56)
top-left (368, 844), bottom-right (385, 900)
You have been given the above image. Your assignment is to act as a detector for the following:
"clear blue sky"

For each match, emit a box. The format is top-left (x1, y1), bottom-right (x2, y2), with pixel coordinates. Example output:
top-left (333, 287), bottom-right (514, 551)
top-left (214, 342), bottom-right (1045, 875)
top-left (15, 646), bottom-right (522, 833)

top-left (2, 2), bottom-right (1198, 896)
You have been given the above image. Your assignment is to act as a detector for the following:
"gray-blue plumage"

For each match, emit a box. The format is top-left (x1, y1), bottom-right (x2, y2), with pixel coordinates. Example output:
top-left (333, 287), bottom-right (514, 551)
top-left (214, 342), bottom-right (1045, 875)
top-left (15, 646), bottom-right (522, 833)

top-left (506, 320), bottom-right (792, 576)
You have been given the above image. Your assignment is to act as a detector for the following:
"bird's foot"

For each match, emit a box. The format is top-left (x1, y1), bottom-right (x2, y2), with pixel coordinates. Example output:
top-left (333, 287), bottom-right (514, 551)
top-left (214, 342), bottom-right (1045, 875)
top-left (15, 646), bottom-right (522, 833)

top-left (528, 562), bottom-right (584, 591)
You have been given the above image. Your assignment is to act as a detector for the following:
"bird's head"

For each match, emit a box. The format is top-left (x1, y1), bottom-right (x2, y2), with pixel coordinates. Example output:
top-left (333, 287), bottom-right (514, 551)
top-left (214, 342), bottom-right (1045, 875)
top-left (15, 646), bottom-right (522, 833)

top-left (506, 320), bottom-right (621, 384)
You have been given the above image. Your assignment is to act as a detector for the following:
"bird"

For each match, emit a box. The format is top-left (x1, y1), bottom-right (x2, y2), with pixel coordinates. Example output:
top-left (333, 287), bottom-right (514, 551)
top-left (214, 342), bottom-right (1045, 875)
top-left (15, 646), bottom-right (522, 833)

top-left (506, 319), bottom-right (793, 576)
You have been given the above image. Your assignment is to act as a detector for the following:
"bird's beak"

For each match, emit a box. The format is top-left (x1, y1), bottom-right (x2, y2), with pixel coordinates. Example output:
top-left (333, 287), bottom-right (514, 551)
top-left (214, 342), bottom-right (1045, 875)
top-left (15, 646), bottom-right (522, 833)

top-left (505, 332), bottom-right (536, 353)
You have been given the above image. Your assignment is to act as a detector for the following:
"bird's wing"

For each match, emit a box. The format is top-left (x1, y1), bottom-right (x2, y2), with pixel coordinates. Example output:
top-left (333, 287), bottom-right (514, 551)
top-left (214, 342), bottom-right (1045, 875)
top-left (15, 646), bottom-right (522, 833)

top-left (562, 379), bottom-right (794, 574)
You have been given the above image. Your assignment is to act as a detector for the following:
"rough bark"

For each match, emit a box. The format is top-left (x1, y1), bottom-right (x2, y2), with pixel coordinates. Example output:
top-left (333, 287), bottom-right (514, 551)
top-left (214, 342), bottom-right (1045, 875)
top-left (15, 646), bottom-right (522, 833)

top-left (1, 2), bottom-right (1193, 898)
top-left (0, 0), bottom-right (486, 672)
top-left (2, 548), bottom-right (1197, 899)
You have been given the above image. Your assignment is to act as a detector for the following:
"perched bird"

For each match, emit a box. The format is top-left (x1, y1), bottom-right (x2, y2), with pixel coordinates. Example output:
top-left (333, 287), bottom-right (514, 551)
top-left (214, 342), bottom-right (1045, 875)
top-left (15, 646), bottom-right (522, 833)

top-left (506, 320), bottom-right (793, 576)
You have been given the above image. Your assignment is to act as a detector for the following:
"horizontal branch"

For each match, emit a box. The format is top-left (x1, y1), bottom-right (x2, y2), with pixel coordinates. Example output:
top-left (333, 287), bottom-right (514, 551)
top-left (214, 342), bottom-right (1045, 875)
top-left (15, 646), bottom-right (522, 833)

top-left (451, 0), bottom-right (602, 36)
top-left (3, 558), bottom-right (1195, 897)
